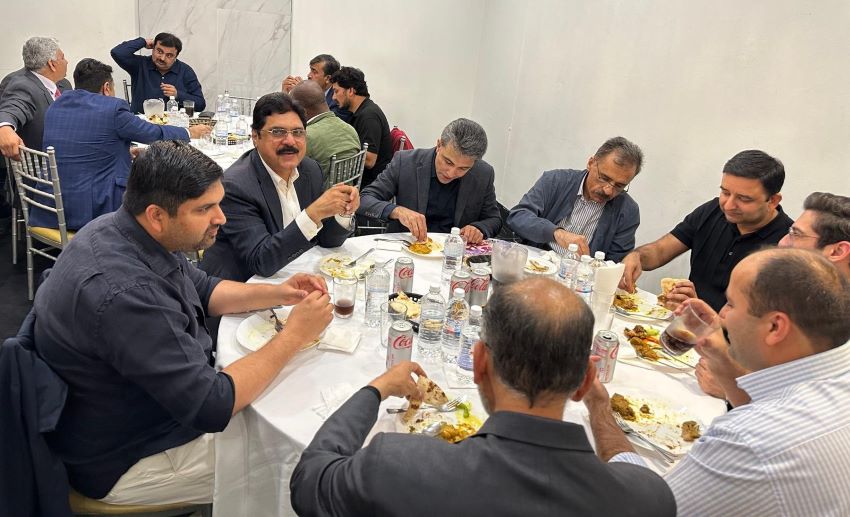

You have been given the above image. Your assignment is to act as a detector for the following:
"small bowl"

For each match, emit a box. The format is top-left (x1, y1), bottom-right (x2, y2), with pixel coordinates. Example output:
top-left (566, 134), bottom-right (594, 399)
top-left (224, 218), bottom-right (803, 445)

top-left (465, 254), bottom-right (491, 269)
top-left (388, 292), bottom-right (423, 332)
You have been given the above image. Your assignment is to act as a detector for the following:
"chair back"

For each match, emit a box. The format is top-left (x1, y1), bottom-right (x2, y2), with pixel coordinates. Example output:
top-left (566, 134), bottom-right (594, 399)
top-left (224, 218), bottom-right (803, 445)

top-left (390, 126), bottom-right (413, 155)
top-left (122, 79), bottom-right (131, 103)
top-left (13, 146), bottom-right (70, 246)
top-left (326, 143), bottom-right (368, 190)
top-left (228, 95), bottom-right (258, 116)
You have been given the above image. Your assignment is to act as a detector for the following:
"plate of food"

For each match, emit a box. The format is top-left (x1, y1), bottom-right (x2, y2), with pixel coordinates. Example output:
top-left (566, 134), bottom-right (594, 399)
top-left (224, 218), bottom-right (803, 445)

top-left (403, 236), bottom-right (444, 259)
top-left (318, 253), bottom-right (376, 279)
top-left (613, 286), bottom-right (673, 321)
top-left (147, 113), bottom-right (169, 125)
top-left (388, 291), bottom-right (422, 331)
top-left (524, 257), bottom-right (558, 276)
top-left (609, 392), bottom-right (703, 455)
top-left (235, 309), bottom-right (320, 352)
top-left (393, 377), bottom-right (484, 443)
top-left (620, 324), bottom-right (698, 370)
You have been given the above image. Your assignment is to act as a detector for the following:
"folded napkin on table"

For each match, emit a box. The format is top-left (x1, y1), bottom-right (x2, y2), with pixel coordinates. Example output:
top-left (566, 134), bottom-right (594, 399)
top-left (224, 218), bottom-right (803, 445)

top-left (375, 241), bottom-right (402, 251)
top-left (312, 382), bottom-right (355, 420)
top-left (317, 327), bottom-right (362, 353)
top-left (593, 262), bottom-right (626, 302)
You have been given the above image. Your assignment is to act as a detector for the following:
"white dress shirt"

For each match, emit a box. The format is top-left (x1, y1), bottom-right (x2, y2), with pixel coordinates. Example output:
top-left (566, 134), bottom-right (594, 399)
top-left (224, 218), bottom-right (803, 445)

top-left (0, 71), bottom-right (59, 131)
top-left (613, 339), bottom-right (850, 516)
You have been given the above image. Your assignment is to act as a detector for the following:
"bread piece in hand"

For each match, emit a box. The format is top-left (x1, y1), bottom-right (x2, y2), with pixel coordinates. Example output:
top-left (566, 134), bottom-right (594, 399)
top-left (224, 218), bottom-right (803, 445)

top-left (402, 375), bottom-right (450, 423)
top-left (658, 278), bottom-right (687, 305)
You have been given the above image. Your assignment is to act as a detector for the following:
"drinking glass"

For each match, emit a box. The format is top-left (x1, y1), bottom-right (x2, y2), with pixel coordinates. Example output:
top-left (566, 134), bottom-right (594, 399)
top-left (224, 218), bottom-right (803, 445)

top-left (379, 301), bottom-right (407, 348)
top-left (660, 304), bottom-right (719, 356)
top-left (183, 100), bottom-right (195, 117)
top-left (333, 277), bottom-right (358, 318)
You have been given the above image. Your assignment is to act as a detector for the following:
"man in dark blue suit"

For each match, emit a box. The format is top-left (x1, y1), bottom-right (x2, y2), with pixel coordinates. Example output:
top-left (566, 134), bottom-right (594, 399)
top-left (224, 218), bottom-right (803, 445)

top-left (28, 58), bottom-right (211, 230)
top-left (282, 54), bottom-right (352, 123)
top-left (200, 92), bottom-right (359, 281)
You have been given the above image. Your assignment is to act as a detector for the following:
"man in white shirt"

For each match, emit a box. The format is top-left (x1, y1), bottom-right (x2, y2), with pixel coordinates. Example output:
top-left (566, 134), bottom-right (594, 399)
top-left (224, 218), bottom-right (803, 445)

top-left (200, 92), bottom-right (359, 282)
top-left (585, 247), bottom-right (850, 516)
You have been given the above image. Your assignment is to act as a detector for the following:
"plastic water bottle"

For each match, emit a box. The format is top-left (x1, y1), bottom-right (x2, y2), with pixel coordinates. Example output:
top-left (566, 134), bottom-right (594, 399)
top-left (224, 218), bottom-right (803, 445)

top-left (364, 265), bottom-right (390, 328)
top-left (574, 255), bottom-right (594, 305)
top-left (215, 94), bottom-right (225, 119)
top-left (166, 95), bottom-right (178, 113)
top-left (457, 305), bottom-right (482, 384)
top-left (235, 116), bottom-right (248, 147)
top-left (417, 284), bottom-right (445, 360)
top-left (558, 243), bottom-right (581, 289)
top-left (441, 227), bottom-right (465, 281)
top-left (590, 251), bottom-right (606, 270)
top-left (441, 288), bottom-right (469, 365)
top-left (214, 117), bottom-right (229, 147)
top-left (173, 108), bottom-right (189, 128)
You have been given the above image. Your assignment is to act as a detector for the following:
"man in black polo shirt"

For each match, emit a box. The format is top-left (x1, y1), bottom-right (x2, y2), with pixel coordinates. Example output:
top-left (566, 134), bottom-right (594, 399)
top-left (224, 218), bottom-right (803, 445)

top-left (330, 66), bottom-right (392, 187)
top-left (620, 149), bottom-right (793, 312)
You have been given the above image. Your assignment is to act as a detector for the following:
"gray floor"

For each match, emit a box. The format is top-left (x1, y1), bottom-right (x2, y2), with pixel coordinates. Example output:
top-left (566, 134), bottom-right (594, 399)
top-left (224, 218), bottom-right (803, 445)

top-left (0, 229), bottom-right (45, 338)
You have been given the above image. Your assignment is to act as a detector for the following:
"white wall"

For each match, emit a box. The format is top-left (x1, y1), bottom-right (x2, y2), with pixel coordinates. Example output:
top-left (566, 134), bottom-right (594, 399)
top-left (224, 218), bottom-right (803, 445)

top-left (290, 0), bottom-right (486, 149)
top-left (0, 1), bottom-right (137, 88)
top-left (473, 0), bottom-right (850, 289)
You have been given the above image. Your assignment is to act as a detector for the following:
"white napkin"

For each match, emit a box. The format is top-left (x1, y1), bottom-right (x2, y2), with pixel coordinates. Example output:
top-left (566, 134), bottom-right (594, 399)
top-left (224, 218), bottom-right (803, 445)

top-left (312, 383), bottom-right (355, 419)
top-left (317, 327), bottom-right (361, 353)
top-left (593, 262), bottom-right (626, 301)
top-left (375, 241), bottom-right (401, 251)
top-left (542, 250), bottom-right (561, 265)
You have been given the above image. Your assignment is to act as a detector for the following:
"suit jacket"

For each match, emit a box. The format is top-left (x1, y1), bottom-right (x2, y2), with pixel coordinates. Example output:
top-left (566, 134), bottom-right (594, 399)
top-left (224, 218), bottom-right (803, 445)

top-left (28, 90), bottom-right (188, 230)
top-left (507, 169), bottom-right (640, 262)
top-left (291, 388), bottom-right (676, 517)
top-left (0, 69), bottom-right (72, 152)
top-left (357, 147), bottom-right (502, 238)
top-left (200, 150), bottom-right (352, 281)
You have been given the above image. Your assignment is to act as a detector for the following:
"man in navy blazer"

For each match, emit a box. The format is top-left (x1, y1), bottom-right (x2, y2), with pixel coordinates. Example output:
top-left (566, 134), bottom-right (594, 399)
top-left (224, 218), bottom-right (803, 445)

top-left (200, 92), bottom-right (358, 282)
top-left (357, 118), bottom-right (501, 243)
top-left (28, 59), bottom-right (211, 230)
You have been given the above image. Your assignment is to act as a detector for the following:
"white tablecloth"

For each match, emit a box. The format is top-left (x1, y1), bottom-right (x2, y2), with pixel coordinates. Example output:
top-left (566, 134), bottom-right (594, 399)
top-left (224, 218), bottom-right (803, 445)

top-left (213, 234), bottom-right (727, 517)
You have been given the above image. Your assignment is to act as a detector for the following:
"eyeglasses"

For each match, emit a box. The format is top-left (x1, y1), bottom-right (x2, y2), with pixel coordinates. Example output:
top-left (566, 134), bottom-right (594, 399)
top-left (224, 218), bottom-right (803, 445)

top-left (786, 227), bottom-right (819, 241)
top-left (595, 162), bottom-right (630, 192)
top-left (260, 128), bottom-right (307, 140)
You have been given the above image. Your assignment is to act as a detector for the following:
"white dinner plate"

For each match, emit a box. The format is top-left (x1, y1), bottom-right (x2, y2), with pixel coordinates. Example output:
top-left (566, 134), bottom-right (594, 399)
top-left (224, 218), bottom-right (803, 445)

top-left (608, 392), bottom-right (705, 456)
top-left (235, 309), bottom-right (320, 352)
top-left (614, 289), bottom-right (673, 321)
top-left (401, 235), bottom-right (445, 260)
top-left (317, 253), bottom-right (375, 279)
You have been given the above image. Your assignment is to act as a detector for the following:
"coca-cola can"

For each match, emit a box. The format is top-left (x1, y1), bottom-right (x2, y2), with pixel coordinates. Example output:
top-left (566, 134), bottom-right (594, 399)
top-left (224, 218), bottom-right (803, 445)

top-left (591, 330), bottom-right (619, 383)
top-left (450, 270), bottom-right (471, 297)
top-left (468, 267), bottom-right (491, 307)
top-left (393, 257), bottom-right (414, 293)
top-left (386, 320), bottom-right (414, 369)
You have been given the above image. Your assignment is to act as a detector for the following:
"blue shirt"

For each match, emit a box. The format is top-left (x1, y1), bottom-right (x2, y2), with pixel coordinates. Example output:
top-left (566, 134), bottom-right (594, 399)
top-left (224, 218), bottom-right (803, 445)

top-left (33, 207), bottom-right (234, 499)
top-left (111, 37), bottom-right (206, 114)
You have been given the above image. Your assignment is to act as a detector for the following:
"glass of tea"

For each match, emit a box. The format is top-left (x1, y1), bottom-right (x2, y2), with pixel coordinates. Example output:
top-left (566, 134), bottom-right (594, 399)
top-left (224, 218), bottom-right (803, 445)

top-left (333, 276), bottom-right (358, 318)
top-left (660, 304), bottom-right (719, 356)
top-left (183, 100), bottom-right (195, 117)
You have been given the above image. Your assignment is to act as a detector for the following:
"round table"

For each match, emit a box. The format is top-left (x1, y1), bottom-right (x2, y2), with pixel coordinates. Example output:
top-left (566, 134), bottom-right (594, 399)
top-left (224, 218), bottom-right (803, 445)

top-left (212, 234), bottom-right (726, 517)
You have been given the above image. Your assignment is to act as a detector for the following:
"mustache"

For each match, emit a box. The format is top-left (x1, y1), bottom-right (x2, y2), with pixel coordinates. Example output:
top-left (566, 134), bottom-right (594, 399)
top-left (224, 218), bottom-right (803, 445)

top-left (276, 145), bottom-right (299, 155)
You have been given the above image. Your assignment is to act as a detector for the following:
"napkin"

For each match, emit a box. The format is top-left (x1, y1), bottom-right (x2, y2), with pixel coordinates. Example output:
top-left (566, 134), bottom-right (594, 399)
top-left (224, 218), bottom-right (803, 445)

top-left (317, 327), bottom-right (362, 353)
top-left (542, 250), bottom-right (561, 265)
top-left (312, 383), bottom-right (355, 419)
top-left (593, 262), bottom-right (626, 303)
top-left (375, 241), bottom-right (402, 251)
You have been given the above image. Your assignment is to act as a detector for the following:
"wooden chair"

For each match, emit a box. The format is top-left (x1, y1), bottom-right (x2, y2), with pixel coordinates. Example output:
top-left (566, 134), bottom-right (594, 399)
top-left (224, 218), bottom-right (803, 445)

top-left (11, 146), bottom-right (75, 300)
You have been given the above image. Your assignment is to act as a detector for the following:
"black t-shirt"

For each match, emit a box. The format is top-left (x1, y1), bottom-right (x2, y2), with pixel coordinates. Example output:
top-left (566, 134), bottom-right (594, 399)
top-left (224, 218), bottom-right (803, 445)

top-left (670, 198), bottom-right (793, 312)
top-left (425, 150), bottom-right (460, 233)
top-left (351, 98), bottom-right (392, 187)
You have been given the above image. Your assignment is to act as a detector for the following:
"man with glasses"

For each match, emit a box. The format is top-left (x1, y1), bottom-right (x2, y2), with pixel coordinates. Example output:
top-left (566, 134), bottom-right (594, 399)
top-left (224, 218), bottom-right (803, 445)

top-left (200, 92), bottom-right (358, 281)
top-left (620, 150), bottom-right (792, 312)
top-left (507, 136), bottom-right (643, 261)
top-left (111, 32), bottom-right (206, 114)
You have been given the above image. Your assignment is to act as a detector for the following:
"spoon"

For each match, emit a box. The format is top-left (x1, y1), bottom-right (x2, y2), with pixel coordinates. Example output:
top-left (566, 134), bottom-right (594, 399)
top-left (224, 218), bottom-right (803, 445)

top-left (419, 422), bottom-right (445, 437)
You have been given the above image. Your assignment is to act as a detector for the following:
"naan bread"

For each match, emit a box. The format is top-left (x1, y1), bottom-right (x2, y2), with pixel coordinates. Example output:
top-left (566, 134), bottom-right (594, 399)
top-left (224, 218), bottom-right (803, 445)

top-left (402, 375), bottom-right (449, 422)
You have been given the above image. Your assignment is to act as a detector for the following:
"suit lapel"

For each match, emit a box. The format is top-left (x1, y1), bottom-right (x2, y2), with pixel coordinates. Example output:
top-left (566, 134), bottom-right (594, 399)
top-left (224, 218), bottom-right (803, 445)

top-left (251, 151), bottom-right (284, 231)
top-left (416, 152), bottom-right (431, 213)
top-left (294, 165), bottom-right (311, 210)
top-left (24, 72), bottom-right (53, 105)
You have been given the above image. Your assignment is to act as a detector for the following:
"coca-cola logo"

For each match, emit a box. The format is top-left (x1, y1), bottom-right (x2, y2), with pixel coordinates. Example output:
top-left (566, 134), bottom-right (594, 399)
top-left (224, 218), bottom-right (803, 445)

top-left (391, 335), bottom-right (413, 350)
top-left (397, 267), bottom-right (414, 279)
top-left (608, 344), bottom-right (619, 359)
top-left (469, 277), bottom-right (489, 291)
top-left (451, 280), bottom-right (470, 292)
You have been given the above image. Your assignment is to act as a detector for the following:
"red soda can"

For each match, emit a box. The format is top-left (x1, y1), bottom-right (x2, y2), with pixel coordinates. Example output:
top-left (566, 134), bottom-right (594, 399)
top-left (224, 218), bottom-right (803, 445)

top-left (450, 270), bottom-right (471, 296)
top-left (591, 330), bottom-right (619, 383)
top-left (468, 267), bottom-right (490, 306)
top-left (393, 257), bottom-right (414, 293)
top-left (386, 320), bottom-right (414, 368)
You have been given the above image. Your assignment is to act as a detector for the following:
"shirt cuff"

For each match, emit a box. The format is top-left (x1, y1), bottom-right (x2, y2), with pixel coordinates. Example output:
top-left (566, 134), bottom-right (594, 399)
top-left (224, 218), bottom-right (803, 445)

top-left (609, 451), bottom-right (649, 467)
top-left (184, 128), bottom-right (192, 139)
top-left (0, 122), bottom-right (16, 131)
top-left (296, 209), bottom-right (321, 240)
top-left (334, 214), bottom-right (355, 230)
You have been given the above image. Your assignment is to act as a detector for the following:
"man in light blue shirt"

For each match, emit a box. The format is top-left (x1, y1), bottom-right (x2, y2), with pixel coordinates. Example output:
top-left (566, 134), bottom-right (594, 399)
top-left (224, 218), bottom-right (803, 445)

top-left (585, 247), bottom-right (850, 516)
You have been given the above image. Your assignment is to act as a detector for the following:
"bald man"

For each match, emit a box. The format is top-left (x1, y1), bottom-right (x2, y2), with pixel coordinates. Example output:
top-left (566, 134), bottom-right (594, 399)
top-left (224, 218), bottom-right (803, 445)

top-left (290, 80), bottom-right (360, 181)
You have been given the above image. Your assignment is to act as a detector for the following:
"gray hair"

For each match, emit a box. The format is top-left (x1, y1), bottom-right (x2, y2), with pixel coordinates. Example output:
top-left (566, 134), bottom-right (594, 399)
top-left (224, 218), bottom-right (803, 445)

top-left (22, 37), bottom-right (61, 72)
top-left (439, 118), bottom-right (488, 160)
top-left (594, 136), bottom-right (644, 175)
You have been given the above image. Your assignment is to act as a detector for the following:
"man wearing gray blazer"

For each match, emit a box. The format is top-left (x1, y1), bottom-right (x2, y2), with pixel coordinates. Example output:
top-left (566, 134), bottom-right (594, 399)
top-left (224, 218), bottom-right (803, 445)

top-left (291, 277), bottom-right (675, 517)
top-left (357, 118), bottom-right (501, 243)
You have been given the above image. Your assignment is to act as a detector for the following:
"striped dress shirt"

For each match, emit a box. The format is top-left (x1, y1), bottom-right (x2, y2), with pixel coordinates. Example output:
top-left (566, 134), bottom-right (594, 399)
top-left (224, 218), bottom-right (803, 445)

top-left (549, 174), bottom-right (605, 254)
top-left (612, 339), bottom-right (850, 516)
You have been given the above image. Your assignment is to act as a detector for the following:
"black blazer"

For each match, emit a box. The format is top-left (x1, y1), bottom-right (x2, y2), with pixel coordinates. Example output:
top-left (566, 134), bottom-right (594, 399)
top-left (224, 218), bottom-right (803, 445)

top-left (200, 150), bottom-right (352, 281)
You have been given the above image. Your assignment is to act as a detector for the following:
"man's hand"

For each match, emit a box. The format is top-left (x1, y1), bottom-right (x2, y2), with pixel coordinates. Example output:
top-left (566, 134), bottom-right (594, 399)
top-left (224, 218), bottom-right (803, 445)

top-left (662, 280), bottom-right (698, 310)
top-left (0, 126), bottom-right (24, 160)
top-left (282, 75), bottom-right (303, 93)
top-left (460, 225), bottom-right (484, 244)
top-left (278, 273), bottom-right (328, 305)
top-left (281, 290), bottom-right (333, 348)
top-left (305, 184), bottom-right (359, 223)
top-left (160, 83), bottom-right (177, 97)
top-left (188, 124), bottom-right (212, 139)
top-left (368, 362), bottom-right (428, 401)
top-left (145, 38), bottom-right (154, 49)
top-left (695, 358), bottom-right (726, 399)
top-left (580, 363), bottom-right (610, 410)
top-left (129, 146), bottom-right (144, 160)
top-left (619, 251), bottom-right (643, 293)
top-left (553, 229), bottom-right (590, 256)
top-left (389, 206), bottom-right (427, 242)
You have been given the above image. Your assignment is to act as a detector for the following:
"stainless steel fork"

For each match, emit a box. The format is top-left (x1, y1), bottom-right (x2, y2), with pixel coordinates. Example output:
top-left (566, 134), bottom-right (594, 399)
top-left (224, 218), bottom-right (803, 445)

top-left (386, 395), bottom-right (464, 414)
top-left (613, 413), bottom-right (679, 463)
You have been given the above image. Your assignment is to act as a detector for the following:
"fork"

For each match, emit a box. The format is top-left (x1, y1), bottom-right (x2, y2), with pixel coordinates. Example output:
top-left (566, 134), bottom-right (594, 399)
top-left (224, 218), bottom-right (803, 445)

top-left (374, 238), bottom-right (412, 248)
top-left (268, 309), bottom-right (284, 333)
top-left (386, 395), bottom-right (464, 414)
top-left (343, 247), bottom-right (375, 267)
top-left (613, 413), bottom-right (679, 463)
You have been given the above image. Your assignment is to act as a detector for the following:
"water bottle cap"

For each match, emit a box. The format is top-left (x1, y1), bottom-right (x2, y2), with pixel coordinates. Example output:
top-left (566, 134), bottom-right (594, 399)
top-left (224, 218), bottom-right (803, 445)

top-left (470, 305), bottom-right (482, 316)
top-left (567, 243), bottom-right (579, 251)
top-left (594, 251), bottom-right (605, 260)
top-left (429, 284), bottom-right (440, 293)
top-left (451, 227), bottom-right (460, 235)
top-left (453, 288), bottom-right (465, 297)
top-left (581, 255), bottom-right (592, 262)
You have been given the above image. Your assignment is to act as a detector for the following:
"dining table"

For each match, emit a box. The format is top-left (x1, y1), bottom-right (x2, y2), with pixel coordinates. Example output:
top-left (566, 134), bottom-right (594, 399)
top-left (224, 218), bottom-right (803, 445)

top-left (212, 233), bottom-right (727, 517)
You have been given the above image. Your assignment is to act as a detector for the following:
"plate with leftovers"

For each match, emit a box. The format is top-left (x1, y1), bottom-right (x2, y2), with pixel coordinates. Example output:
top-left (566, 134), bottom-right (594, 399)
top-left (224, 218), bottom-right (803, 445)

top-left (318, 253), bottom-right (376, 279)
top-left (236, 309), bottom-right (320, 352)
top-left (613, 288), bottom-right (673, 321)
top-left (524, 257), bottom-right (558, 276)
top-left (620, 324), bottom-right (698, 370)
top-left (393, 377), bottom-right (484, 443)
top-left (402, 236), bottom-right (444, 259)
top-left (609, 392), bottom-right (703, 455)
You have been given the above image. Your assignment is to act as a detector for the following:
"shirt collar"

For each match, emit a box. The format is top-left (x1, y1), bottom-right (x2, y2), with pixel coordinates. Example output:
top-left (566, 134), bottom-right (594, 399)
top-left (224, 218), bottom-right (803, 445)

top-left (113, 207), bottom-right (182, 278)
top-left (737, 339), bottom-right (850, 401)
top-left (306, 111), bottom-right (333, 125)
top-left (473, 410), bottom-right (595, 452)
top-left (30, 71), bottom-right (57, 97)
top-left (754, 205), bottom-right (788, 238)
top-left (258, 153), bottom-right (299, 191)
top-left (146, 56), bottom-right (181, 75)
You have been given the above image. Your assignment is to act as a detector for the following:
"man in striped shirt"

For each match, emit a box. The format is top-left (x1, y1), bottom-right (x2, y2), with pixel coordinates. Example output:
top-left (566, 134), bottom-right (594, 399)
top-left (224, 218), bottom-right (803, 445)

top-left (585, 247), bottom-right (850, 516)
